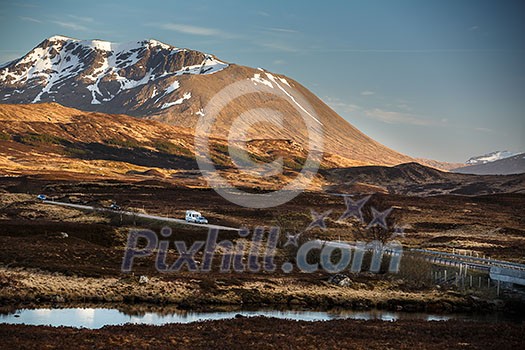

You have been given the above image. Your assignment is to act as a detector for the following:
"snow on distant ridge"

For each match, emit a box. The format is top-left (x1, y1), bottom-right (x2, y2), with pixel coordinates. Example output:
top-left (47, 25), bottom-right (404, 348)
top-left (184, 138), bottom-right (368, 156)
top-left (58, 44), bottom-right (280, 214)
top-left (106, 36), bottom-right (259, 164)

top-left (46, 35), bottom-right (174, 52)
top-left (465, 150), bottom-right (517, 165)
top-left (0, 36), bottom-right (228, 107)
top-left (48, 35), bottom-right (75, 42)
top-left (454, 152), bottom-right (525, 175)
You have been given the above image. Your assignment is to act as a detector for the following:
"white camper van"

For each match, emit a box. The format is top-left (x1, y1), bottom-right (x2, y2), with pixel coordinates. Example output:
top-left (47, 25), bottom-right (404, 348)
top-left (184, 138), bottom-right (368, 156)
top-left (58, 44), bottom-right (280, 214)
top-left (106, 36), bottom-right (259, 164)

top-left (185, 210), bottom-right (208, 224)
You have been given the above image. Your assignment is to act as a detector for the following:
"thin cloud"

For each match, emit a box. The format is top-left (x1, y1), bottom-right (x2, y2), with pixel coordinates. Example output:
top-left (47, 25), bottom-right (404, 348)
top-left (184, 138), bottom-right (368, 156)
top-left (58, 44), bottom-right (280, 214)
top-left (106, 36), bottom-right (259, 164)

top-left (51, 20), bottom-right (88, 31)
top-left (469, 25), bottom-right (480, 31)
top-left (396, 103), bottom-right (412, 111)
top-left (475, 127), bottom-right (492, 133)
top-left (266, 27), bottom-right (299, 34)
top-left (19, 16), bottom-right (42, 23)
top-left (323, 97), bottom-right (360, 113)
top-left (365, 108), bottom-right (440, 126)
top-left (259, 42), bottom-right (298, 53)
top-left (360, 90), bottom-right (375, 96)
top-left (301, 48), bottom-right (524, 54)
top-left (159, 23), bottom-right (235, 39)
top-left (13, 2), bottom-right (39, 8)
top-left (342, 104), bottom-right (360, 113)
top-left (67, 14), bottom-right (94, 23)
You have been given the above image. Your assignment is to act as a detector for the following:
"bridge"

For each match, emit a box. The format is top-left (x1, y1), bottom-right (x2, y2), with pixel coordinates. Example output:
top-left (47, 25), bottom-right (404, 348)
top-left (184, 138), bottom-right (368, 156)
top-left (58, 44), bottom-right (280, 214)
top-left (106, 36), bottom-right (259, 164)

top-left (412, 248), bottom-right (525, 286)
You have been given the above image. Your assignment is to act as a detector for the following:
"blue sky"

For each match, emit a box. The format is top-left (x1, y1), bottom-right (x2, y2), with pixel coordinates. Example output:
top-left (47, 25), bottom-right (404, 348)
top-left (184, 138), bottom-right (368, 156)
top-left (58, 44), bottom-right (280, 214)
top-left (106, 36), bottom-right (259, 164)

top-left (0, 0), bottom-right (523, 162)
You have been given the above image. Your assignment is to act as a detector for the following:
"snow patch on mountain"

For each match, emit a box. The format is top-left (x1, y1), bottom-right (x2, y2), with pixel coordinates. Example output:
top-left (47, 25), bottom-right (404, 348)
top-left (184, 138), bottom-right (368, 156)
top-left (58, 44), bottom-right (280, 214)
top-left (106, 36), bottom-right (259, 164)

top-left (164, 81), bottom-right (180, 94)
top-left (251, 73), bottom-right (273, 88)
top-left (465, 150), bottom-right (517, 165)
top-left (0, 36), bottom-right (228, 109)
top-left (454, 152), bottom-right (525, 175)
top-left (265, 72), bottom-right (322, 126)
top-left (161, 92), bottom-right (191, 109)
top-left (279, 77), bottom-right (290, 87)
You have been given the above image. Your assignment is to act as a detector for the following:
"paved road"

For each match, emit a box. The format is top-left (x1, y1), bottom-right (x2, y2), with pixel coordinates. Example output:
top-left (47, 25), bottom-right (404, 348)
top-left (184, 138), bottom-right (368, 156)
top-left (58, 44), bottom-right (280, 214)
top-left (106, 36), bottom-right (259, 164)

top-left (42, 200), bottom-right (240, 232)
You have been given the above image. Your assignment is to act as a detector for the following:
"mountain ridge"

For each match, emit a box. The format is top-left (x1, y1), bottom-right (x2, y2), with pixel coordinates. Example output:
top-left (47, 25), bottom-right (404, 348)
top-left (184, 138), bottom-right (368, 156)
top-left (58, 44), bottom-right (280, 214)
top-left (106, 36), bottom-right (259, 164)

top-left (453, 153), bottom-right (525, 175)
top-left (465, 150), bottom-right (517, 165)
top-left (324, 161), bottom-right (525, 196)
top-left (0, 36), bottom-right (455, 170)
top-left (0, 36), bottom-right (227, 109)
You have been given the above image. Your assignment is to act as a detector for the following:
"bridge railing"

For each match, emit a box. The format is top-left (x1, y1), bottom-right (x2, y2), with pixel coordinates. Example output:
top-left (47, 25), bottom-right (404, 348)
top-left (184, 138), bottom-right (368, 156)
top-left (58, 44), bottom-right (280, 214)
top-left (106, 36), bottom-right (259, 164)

top-left (411, 248), bottom-right (525, 271)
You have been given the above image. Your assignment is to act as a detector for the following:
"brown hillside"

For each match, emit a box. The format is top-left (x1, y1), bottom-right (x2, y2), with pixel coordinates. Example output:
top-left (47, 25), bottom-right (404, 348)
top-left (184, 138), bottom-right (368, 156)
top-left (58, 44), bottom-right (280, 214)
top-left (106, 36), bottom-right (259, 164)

top-left (0, 36), bottom-right (453, 169)
top-left (0, 103), bottom-right (327, 190)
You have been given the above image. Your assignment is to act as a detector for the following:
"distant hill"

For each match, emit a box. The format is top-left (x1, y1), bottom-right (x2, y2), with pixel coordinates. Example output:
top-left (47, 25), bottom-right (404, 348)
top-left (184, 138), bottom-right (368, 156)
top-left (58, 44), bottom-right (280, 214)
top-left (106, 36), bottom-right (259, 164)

top-left (465, 150), bottom-right (517, 165)
top-left (324, 162), bottom-right (525, 196)
top-left (452, 153), bottom-right (525, 175)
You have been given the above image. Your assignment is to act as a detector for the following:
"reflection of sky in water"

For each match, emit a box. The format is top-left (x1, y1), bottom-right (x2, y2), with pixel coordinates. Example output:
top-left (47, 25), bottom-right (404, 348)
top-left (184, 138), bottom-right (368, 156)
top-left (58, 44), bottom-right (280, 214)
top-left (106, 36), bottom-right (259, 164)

top-left (1, 308), bottom-right (516, 329)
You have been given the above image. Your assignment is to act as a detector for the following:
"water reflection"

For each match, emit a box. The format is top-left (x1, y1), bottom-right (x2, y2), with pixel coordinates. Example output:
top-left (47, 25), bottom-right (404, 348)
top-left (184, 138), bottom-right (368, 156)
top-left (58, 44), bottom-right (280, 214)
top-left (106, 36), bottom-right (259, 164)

top-left (0, 307), bottom-right (518, 329)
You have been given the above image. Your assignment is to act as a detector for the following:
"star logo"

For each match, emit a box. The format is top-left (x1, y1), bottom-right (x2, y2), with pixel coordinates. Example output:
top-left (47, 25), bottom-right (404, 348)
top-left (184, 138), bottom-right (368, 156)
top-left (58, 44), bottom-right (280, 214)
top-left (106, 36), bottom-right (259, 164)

top-left (338, 195), bottom-right (371, 223)
top-left (367, 207), bottom-right (393, 229)
top-left (305, 209), bottom-right (332, 231)
top-left (390, 225), bottom-right (406, 239)
top-left (284, 232), bottom-right (301, 247)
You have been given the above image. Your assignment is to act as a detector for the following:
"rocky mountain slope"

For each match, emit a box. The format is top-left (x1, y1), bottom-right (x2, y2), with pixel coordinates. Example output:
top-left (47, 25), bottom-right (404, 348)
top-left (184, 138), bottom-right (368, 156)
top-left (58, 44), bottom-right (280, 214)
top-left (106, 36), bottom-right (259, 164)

top-left (0, 36), bottom-right (227, 112)
top-left (0, 36), bottom-right (425, 168)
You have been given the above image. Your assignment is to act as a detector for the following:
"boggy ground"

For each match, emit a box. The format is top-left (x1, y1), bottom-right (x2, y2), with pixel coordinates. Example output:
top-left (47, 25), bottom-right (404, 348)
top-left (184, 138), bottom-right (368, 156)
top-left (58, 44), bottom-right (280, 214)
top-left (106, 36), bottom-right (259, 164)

top-left (1, 317), bottom-right (524, 350)
top-left (0, 176), bottom-right (524, 314)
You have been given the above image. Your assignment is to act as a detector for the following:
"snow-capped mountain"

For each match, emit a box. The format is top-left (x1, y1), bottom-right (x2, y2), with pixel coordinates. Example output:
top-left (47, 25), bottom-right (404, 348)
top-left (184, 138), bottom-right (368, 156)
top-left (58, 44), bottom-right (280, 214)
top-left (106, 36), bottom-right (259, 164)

top-left (1, 35), bottom-right (442, 168)
top-left (453, 153), bottom-right (525, 175)
top-left (465, 150), bottom-right (517, 165)
top-left (0, 35), bottom-right (227, 114)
